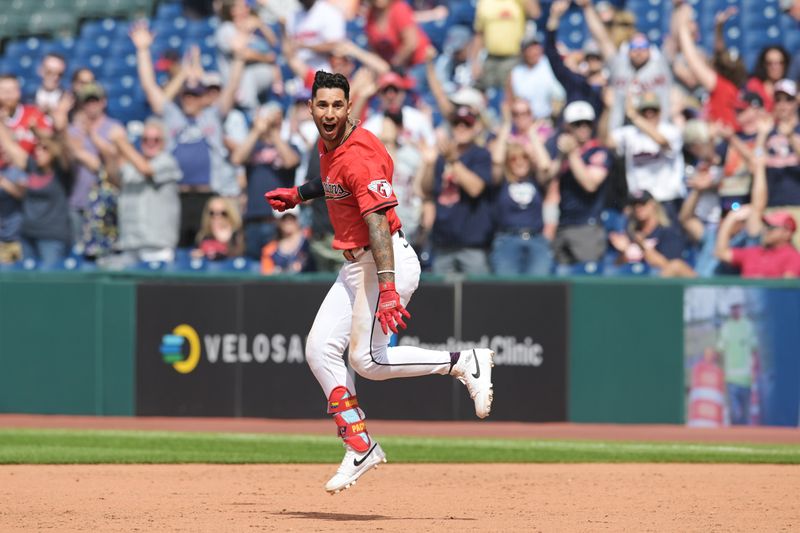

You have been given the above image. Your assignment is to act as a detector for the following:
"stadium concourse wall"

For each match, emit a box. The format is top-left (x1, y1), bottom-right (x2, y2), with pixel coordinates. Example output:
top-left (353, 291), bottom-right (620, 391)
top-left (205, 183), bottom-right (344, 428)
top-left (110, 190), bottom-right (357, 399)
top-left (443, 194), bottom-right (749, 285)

top-left (0, 272), bottom-right (794, 424)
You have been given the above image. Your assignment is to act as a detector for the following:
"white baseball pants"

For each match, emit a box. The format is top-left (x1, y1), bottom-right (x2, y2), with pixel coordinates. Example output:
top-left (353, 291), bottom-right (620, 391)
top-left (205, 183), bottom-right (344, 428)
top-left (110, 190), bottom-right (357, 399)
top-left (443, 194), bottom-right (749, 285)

top-left (306, 231), bottom-right (453, 399)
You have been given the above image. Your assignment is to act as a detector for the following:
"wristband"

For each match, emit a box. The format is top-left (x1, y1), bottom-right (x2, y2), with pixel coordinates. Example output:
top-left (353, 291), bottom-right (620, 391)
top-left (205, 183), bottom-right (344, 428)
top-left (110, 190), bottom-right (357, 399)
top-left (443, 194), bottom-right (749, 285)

top-left (297, 177), bottom-right (325, 200)
top-left (377, 270), bottom-right (395, 275)
top-left (378, 281), bottom-right (396, 292)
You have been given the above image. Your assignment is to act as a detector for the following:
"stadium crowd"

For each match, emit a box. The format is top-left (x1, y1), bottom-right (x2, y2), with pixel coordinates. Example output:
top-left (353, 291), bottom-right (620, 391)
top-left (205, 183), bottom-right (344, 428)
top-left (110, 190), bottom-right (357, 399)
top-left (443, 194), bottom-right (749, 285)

top-left (0, 0), bottom-right (799, 278)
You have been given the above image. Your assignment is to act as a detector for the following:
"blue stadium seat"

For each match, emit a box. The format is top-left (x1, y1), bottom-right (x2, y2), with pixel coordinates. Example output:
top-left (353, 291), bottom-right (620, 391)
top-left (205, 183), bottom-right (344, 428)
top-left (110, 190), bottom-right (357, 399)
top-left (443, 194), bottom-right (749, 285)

top-left (205, 257), bottom-right (255, 273)
top-left (102, 73), bottom-right (138, 94)
top-left (107, 94), bottom-right (149, 123)
top-left (616, 262), bottom-right (652, 276)
top-left (3, 53), bottom-right (38, 77)
top-left (39, 36), bottom-right (76, 58)
top-left (101, 56), bottom-right (138, 78)
top-left (155, 2), bottom-right (184, 21)
top-left (554, 261), bottom-right (604, 276)
top-left (186, 19), bottom-right (216, 39)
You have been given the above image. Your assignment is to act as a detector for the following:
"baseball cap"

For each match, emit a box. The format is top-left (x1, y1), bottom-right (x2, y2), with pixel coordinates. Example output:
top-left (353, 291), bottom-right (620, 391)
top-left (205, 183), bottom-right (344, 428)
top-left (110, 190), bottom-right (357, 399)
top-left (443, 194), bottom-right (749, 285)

top-left (683, 119), bottom-right (711, 145)
top-left (180, 82), bottom-right (206, 96)
top-left (734, 90), bottom-right (764, 110)
top-left (629, 33), bottom-right (650, 50)
top-left (763, 211), bottom-right (797, 233)
top-left (775, 78), bottom-right (798, 98)
top-left (201, 71), bottom-right (223, 89)
top-left (76, 82), bottom-right (105, 103)
top-left (450, 86), bottom-right (484, 110)
top-left (450, 105), bottom-right (478, 126)
top-left (628, 189), bottom-right (655, 205)
top-left (637, 92), bottom-right (661, 111)
top-left (377, 71), bottom-right (413, 91)
top-left (563, 100), bottom-right (596, 124)
top-left (583, 39), bottom-right (602, 59)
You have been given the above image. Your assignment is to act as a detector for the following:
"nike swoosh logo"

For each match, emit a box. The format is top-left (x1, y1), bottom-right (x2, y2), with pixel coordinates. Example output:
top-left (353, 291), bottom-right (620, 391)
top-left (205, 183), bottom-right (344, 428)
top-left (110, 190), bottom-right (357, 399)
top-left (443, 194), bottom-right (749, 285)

top-left (354, 443), bottom-right (378, 467)
top-left (471, 349), bottom-right (480, 379)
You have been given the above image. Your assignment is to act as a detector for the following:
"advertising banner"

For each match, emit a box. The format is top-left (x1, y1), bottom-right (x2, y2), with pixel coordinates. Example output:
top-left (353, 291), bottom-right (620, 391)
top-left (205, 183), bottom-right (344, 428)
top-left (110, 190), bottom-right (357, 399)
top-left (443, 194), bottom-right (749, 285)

top-left (459, 283), bottom-right (569, 421)
top-left (136, 280), bottom-right (570, 421)
top-left (136, 283), bottom-right (241, 416)
top-left (684, 286), bottom-right (800, 427)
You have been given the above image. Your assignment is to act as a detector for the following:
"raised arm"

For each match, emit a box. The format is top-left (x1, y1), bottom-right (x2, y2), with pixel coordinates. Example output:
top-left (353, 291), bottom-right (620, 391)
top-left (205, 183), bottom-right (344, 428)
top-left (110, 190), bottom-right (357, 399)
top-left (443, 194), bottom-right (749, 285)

top-left (575, 0), bottom-right (617, 61)
top-left (131, 21), bottom-right (166, 115)
top-left (674, 3), bottom-right (718, 91)
top-left (715, 206), bottom-right (751, 263)
top-left (425, 47), bottom-right (455, 120)
top-left (334, 40), bottom-right (391, 76)
top-left (217, 32), bottom-right (248, 117)
top-left (89, 125), bottom-right (122, 186)
top-left (523, 0), bottom-right (542, 20)
top-left (545, 0), bottom-right (591, 92)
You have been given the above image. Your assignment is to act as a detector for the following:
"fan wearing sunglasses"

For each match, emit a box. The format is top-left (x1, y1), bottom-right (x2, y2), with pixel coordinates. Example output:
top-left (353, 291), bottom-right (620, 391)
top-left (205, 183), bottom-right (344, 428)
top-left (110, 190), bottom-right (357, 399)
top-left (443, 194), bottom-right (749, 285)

top-left (192, 196), bottom-right (245, 260)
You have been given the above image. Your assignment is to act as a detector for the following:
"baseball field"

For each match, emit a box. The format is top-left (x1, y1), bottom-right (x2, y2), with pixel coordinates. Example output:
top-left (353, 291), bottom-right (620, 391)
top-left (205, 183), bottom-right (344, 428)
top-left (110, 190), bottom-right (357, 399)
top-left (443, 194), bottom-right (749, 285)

top-left (1, 415), bottom-right (799, 532)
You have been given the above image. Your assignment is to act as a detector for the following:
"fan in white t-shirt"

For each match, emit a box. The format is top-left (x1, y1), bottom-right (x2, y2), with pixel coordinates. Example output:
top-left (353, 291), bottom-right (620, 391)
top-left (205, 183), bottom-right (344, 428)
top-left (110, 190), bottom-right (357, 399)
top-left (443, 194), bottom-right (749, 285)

top-left (606, 92), bottom-right (685, 207)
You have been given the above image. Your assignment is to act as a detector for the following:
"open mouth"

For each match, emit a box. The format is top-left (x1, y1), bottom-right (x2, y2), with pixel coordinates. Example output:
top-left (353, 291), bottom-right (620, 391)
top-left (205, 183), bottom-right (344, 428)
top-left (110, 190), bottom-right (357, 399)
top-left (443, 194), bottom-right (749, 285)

top-left (322, 122), bottom-right (337, 134)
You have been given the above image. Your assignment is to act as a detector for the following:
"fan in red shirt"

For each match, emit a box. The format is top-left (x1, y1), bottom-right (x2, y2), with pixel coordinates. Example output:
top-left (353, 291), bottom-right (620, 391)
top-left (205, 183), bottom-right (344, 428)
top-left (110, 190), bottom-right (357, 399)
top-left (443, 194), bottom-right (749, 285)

top-left (0, 74), bottom-right (51, 168)
top-left (265, 71), bottom-right (494, 494)
top-left (717, 208), bottom-right (800, 278)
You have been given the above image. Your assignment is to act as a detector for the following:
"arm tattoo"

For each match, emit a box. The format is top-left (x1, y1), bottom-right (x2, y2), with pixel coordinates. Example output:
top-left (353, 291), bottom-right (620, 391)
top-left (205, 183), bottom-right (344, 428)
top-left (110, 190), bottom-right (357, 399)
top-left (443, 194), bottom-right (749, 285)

top-left (364, 210), bottom-right (395, 284)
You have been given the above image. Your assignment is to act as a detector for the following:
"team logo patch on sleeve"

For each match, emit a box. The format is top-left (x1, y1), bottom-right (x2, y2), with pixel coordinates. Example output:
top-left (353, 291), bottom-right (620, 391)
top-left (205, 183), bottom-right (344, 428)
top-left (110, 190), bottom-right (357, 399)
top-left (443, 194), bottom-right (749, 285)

top-left (368, 179), bottom-right (393, 199)
top-left (588, 150), bottom-right (608, 166)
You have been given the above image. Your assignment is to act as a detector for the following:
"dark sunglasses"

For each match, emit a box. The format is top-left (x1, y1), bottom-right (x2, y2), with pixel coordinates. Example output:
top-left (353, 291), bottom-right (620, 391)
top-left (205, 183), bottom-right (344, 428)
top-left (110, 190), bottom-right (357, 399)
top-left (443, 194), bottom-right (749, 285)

top-left (451, 117), bottom-right (476, 128)
top-left (570, 120), bottom-right (593, 128)
top-left (141, 136), bottom-right (163, 144)
top-left (209, 210), bottom-right (229, 218)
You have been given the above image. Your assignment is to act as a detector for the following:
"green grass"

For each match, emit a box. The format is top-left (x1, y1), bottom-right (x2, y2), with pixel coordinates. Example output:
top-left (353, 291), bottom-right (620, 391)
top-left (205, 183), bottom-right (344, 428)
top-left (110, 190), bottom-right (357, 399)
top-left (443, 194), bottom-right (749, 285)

top-left (1, 428), bottom-right (799, 464)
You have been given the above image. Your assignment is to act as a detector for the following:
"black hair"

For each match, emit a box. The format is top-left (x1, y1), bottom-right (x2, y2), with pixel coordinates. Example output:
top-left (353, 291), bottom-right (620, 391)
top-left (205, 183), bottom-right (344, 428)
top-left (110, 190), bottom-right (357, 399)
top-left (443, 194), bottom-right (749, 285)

top-left (752, 45), bottom-right (790, 82)
top-left (312, 71), bottom-right (350, 101)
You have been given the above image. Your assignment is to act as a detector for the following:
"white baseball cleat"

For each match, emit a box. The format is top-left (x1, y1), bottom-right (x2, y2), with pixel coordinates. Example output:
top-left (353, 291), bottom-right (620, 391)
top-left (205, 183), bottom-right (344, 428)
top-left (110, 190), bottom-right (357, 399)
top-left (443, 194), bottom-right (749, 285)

top-left (452, 348), bottom-right (495, 418)
top-left (325, 441), bottom-right (387, 494)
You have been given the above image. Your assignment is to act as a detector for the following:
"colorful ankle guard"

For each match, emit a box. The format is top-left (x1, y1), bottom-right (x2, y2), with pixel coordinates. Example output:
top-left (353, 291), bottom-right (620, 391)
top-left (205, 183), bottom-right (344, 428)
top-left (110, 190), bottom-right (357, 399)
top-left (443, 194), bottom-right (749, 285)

top-left (327, 386), bottom-right (370, 453)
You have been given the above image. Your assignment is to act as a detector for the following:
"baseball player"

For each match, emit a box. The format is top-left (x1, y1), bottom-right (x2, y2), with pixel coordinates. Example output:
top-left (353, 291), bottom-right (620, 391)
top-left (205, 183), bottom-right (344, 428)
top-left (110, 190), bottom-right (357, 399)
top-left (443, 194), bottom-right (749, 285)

top-left (265, 71), bottom-right (494, 494)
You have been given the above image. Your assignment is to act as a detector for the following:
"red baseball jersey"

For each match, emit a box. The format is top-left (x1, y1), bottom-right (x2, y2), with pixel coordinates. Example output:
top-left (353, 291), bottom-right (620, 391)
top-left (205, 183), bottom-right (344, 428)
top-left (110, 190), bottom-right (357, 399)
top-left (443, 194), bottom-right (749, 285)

top-left (319, 126), bottom-right (402, 249)
top-left (0, 104), bottom-right (51, 168)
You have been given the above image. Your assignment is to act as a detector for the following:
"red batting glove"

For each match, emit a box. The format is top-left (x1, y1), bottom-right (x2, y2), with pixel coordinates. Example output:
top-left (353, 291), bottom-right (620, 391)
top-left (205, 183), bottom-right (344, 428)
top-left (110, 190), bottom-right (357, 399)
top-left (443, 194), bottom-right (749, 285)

top-left (375, 282), bottom-right (411, 335)
top-left (264, 186), bottom-right (302, 212)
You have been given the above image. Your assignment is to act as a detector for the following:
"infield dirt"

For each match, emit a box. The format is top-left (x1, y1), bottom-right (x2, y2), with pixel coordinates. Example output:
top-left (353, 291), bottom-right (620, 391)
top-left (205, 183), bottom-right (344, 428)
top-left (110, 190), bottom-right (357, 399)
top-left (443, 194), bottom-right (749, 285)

top-left (1, 416), bottom-right (799, 531)
top-left (1, 463), bottom-right (799, 532)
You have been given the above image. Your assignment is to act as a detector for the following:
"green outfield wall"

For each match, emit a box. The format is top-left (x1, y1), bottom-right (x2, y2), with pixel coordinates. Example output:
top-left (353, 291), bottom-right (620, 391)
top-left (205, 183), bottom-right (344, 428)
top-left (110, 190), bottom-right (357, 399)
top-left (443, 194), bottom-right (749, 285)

top-left (0, 272), bottom-right (793, 423)
top-left (0, 274), bottom-right (136, 415)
